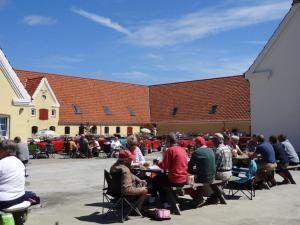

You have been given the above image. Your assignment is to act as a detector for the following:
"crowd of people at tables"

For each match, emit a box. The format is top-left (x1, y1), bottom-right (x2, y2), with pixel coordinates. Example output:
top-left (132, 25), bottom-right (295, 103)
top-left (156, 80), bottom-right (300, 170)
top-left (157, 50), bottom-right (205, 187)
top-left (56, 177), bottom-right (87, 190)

top-left (108, 132), bottom-right (299, 212)
top-left (0, 130), bottom-right (299, 214)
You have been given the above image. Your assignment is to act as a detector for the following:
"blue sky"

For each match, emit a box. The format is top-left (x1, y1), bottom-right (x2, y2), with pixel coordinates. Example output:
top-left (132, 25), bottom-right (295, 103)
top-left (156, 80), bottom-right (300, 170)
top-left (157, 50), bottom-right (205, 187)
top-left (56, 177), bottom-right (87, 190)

top-left (0, 0), bottom-right (292, 84)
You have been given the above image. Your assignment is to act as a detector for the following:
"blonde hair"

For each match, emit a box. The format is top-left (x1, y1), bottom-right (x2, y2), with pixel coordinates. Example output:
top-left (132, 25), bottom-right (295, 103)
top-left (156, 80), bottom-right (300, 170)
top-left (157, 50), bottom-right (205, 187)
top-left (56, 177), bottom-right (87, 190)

top-left (127, 135), bottom-right (138, 147)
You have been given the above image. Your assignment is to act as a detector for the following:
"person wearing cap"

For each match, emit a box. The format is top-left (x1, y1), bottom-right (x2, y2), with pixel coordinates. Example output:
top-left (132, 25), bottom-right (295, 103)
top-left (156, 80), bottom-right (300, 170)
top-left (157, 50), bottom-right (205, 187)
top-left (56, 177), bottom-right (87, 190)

top-left (213, 133), bottom-right (232, 182)
top-left (188, 136), bottom-right (216, 207)
top-left (110, 150), bottom-right (148, 210)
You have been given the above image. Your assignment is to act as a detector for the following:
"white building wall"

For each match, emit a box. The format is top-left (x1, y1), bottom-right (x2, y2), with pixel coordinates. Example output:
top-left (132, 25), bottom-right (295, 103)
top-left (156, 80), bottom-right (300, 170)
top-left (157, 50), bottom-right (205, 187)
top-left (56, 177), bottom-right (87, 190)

top-left (247, 4), bottom-right (300, 152)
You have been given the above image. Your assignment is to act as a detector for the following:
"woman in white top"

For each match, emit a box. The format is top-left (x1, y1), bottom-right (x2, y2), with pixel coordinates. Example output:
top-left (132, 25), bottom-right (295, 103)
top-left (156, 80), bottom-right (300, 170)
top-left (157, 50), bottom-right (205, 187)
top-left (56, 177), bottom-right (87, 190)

top-left (127, 135), bottom-right (146, 166)
top-left (0, 139), bottom-right (25, 209)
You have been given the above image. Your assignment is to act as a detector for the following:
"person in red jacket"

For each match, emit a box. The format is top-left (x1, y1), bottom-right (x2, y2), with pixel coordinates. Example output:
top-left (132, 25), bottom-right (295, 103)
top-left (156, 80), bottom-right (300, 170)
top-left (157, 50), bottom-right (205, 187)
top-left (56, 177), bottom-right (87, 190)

top-left (153, 132), bottom-right (188, 208)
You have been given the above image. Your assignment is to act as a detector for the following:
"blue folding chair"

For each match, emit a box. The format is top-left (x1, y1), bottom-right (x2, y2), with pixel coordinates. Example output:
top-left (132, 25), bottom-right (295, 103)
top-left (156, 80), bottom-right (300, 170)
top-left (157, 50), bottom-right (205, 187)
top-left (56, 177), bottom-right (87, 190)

top-left (228, 160), bottom-right (257, 200)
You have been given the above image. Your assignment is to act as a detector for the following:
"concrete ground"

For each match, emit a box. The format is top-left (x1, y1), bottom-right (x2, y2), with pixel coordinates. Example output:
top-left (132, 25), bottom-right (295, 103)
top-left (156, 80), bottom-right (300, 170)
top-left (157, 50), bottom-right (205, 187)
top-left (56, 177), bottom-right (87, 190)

top-left (24, 154), bottom-right (300, 225)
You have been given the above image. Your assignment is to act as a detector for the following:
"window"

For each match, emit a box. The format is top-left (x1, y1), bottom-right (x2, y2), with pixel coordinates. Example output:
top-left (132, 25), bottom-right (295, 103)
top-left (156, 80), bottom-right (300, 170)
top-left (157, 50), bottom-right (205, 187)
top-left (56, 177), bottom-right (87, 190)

top-left (128, 106), bottom-right (136, 116)
top-left (72, 104), bottom-right (81, 114)
top-left (116, 126), bottom-right (121, 134)
top-left (79, 124), bottom-right (84, 135)
top-left (90, 125), bottom-right (97, 134)
top-left (42, 95), bottom-right (47, 100)
top-left (32, 126), bottom-right (38, 135)
top-left (49, 126), bottom-right (56, 131)
top-left (0, 116), bottom-right (9, 137)
top-left (39, 109), bottom-right (49, 120)
top-left (171, 107), bottom-right (178, 116)
top-left (104, 126), bottom-right (109, 134)
top-left (65, 126), bottom-right (70, 135)
top-left (103, 106), bottom-right (112, 115)
top-left (209, 105), bottom-right (218, 114)
top-left (31, 108), bottom-right (36, 116)
top-left (51, 109), bottom-right (56, 117)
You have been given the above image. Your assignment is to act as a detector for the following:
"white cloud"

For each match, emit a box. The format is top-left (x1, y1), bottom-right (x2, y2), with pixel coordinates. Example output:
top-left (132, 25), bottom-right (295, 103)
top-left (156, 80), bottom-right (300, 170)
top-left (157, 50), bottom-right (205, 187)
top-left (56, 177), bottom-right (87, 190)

top-left (123, 71), bottom-right (150, 79)
top-left (37, 54), bottom-right (84, 70)
top-left (72, 2), bottom-right (290, 47)
top-left (146, 53), bottom-right (162, 60)
top-left (71, 8), bottom-right (130, 35)
top-left (22, 15), bottom-right (56, 26)
top-left (128, 2), bottom-right (290, 47)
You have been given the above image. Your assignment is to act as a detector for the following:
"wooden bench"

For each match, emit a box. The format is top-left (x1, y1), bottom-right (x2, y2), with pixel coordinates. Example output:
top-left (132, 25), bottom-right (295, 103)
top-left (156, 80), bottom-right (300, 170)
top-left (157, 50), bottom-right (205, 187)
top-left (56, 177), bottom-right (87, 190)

top-left (164, 180), bottom-right (226, 215)
top-left (275, 164), bottom-right (300, 184)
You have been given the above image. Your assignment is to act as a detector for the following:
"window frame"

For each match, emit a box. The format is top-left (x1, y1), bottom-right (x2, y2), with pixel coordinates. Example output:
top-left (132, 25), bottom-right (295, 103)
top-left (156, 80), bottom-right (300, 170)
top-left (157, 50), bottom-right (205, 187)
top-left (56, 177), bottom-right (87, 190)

top-left (31, 108), bottom-right (36, 117)
top-left (0, 115), bottom-right (9, 138)
top-left (72, 104), bottom-right (81, 114)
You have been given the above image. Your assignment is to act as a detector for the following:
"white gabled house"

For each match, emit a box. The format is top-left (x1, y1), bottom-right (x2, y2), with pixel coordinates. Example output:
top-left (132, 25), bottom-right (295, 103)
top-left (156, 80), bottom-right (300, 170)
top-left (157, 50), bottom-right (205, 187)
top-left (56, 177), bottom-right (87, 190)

top-left (245, 0), bottom-right (300, 153)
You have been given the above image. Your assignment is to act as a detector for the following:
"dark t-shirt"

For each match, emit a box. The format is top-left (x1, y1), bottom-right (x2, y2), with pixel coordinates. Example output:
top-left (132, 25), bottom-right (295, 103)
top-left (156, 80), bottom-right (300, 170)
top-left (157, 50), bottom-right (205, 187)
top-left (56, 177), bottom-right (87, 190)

top-left (271, 143), bottom-right (288, 164)
top-left (188, 147), bottom-right (216, 183)
top-left (256, 142), bottom-right (276, 163)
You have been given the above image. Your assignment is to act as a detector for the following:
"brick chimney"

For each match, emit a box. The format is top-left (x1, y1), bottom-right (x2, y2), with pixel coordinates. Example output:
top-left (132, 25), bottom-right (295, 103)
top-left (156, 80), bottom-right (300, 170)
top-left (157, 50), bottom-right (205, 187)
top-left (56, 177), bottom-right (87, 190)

top-left (293, 0), bottom-right (300, 5)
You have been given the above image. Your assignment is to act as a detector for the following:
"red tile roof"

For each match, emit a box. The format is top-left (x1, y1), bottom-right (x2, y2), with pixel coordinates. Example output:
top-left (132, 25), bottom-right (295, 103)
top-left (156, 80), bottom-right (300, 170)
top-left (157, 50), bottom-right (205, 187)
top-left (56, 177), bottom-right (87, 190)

top-left (15, 69), bottom-right (250, 125)
top-left (149, 75), bottom-right (250, 123)
top-left (16, 69), bottom-right (151, 125)
top-left (24, 76), bottom-right (44, 96)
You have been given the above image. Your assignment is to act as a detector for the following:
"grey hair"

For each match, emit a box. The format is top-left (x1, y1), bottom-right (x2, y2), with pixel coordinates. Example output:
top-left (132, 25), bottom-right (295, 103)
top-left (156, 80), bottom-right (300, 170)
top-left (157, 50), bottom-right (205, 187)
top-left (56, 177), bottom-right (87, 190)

top-left (0, 139), bottom-right (17, 155)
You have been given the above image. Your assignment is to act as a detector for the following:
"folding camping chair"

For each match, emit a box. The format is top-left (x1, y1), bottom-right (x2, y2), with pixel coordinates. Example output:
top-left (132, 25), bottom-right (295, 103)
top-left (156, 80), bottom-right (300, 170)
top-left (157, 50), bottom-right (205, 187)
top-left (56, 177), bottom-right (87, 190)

top-left (227, 160), bottom-right (257, 200)
top-left (102, 170), bottom-right (142, 222)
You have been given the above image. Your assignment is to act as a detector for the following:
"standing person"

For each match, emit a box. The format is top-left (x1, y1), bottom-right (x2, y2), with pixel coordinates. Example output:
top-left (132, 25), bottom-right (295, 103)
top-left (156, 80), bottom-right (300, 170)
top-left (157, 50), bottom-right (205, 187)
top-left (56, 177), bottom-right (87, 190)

top-left (154, 133), bottom-right (188, 208)
top-left (213, 133), bottom-right (232, 182)
top-left (14, 136), bottom-right (29, 177)
top-left (278, 134), bottom-right (299, 165)
top-left (0, 139), bottom-right (26, 209)
top-left (69, 137), bottom-right (78, 158)
top-left (188, 136), bottom-right (215, 207)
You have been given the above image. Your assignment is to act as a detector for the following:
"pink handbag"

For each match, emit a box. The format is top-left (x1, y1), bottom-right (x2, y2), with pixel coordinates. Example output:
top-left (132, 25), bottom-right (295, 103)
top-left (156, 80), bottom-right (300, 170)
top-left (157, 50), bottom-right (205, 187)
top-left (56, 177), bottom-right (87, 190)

top-left (154, 209), bottom-right (171, 220)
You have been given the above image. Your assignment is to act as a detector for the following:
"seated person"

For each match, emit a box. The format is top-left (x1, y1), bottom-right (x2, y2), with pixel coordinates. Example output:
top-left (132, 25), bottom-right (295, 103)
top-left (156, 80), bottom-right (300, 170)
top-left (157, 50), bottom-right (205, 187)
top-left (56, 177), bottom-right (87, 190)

top-left (251, 135), bottom-right (277, 187)
top-left (110, 150), bottom-right (148, 211)
top-left (230, 135), bottom-right (244, 157)
top-left (269, 135), bottom-right (289, 183)
top-left (278, 134), bottom-right (299, 166)
top-left (0, 140), bottom-right (26, 210)
top-left (246, 134), bottom-right (257, 152)
top-left (213, 133), bottom-right (232, 182)
top-left (188, 136), bottom-right (216, 207)
top-left (153, 133), bottom-right (188, 208)
top-left (127, 135), bottom-right (147, 167)
top-left (110, 136), bottom-right (122, 156)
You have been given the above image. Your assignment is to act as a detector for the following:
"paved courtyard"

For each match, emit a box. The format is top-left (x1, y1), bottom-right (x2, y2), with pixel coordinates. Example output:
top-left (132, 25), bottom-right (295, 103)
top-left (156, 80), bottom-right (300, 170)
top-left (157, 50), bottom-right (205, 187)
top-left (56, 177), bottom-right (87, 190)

top-left (24, 155), bottom-right (300, 225)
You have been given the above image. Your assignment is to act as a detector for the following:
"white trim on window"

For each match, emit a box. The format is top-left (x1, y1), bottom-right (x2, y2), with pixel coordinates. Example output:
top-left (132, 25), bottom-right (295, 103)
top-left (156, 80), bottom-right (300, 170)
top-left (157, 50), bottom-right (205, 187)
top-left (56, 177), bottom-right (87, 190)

top-left (0, 115), bottom-right (9, 138)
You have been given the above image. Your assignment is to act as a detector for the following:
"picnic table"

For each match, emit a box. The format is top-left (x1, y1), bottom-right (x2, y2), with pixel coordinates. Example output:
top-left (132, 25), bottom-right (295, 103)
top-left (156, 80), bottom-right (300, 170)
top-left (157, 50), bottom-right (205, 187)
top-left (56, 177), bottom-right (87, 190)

top-left (164, 179), bottom-right (226, 215)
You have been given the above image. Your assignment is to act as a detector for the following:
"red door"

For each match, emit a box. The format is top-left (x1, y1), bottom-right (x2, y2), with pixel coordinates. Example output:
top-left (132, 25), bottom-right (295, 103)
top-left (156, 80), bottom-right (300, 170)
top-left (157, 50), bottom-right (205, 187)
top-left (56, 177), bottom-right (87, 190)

top-left (127, 127), bottom-right (133, 136)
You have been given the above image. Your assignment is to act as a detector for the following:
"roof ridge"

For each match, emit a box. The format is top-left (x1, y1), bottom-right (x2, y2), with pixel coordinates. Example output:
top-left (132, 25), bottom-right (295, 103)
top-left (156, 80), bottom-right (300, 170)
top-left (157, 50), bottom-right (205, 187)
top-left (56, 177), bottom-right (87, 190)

top-left (149, 74), bottom-right (244, 87)
top-left (14, 68), bottom-right (148, 87)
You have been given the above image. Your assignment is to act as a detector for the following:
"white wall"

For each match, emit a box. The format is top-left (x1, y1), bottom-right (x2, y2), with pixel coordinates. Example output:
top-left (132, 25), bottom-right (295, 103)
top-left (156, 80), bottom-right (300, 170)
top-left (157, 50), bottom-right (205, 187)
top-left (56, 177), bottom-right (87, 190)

top-left (247, 5), bottom-right (300, 152)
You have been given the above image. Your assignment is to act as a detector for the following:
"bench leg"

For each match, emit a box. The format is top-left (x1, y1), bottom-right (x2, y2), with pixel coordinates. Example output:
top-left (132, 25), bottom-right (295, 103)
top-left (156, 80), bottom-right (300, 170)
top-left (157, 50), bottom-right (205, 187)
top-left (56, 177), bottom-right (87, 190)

top-left (166, 191), bottom-right (181, 215)
top-left (210, 184), bottom-right (227, 205)
top-left (285, 170), bottom-right (296, 184)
